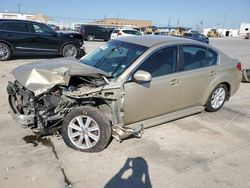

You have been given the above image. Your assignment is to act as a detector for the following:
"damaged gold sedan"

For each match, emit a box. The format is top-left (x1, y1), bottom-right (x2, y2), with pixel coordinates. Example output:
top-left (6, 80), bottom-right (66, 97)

top-left (7, 36), bottom-right (242, 152)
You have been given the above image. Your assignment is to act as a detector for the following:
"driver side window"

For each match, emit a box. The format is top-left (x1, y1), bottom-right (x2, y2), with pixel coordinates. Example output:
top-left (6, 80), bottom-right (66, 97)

top-left (31, 24), bottom-right (51, 34)
top-left (136, 46), bottom-right (177, 78)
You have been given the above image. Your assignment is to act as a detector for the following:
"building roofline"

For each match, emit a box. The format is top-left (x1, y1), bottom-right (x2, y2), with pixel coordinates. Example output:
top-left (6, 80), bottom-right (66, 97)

top-left (0, 11), bottom-right (35, 15)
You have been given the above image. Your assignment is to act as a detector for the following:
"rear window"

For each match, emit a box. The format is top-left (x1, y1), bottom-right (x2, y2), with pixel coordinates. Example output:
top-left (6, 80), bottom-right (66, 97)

top-left (183, 33), bottom-right (192, 37)
top-left (112, 29), bottom-right (120, 33)
top-left (5, 22), bottom-right (29, 32)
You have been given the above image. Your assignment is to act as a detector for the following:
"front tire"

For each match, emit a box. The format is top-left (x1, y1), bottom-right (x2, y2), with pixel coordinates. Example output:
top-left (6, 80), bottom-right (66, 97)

top-left (62, 44), bottom-right (78, 58)
top-left (0, 43), bottom-right (11, 61)
top-left (61, 107), bottom-right (112, 152)
top-left (206, 84), bottom-right (228, 112)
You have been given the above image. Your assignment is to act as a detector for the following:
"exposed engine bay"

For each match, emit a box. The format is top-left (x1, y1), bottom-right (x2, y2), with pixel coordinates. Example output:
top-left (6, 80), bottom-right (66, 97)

top-left (7, 75), bottom-right (111, 135)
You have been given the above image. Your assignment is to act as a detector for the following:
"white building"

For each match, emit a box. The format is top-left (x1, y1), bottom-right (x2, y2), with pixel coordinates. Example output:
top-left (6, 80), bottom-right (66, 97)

top-left (0, 12), bottom-right (52, 23)
top-left (239, 23), bottom-right (250, 35)
top-left (0, 12), bottom-right (35, 20)
top-left (203, 28), bottom-right (239, 37)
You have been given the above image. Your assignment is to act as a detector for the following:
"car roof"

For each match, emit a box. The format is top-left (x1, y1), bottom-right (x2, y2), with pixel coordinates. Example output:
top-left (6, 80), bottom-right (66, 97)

top-left (0, 19), bottom-right (42, 24)
top-left (114, 35), bottom-right (205, 47)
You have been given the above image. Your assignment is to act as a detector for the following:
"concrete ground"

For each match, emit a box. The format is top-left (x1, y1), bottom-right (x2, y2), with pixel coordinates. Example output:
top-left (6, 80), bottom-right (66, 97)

top-left (0, 38), bottom-right (250, 188)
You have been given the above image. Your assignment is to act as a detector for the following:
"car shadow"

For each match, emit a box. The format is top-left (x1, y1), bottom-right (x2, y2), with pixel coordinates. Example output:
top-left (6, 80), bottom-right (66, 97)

top-left (104, 157), bottom-right (152, 188)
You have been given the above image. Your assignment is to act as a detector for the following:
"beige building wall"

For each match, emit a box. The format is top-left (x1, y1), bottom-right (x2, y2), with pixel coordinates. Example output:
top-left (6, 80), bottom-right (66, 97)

top-left (95, 18), bottom-right (152, 27)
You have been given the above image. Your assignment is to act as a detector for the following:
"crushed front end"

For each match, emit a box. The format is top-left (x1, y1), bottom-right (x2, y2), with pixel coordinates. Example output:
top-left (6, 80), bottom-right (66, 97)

top-left (7, 80), bottom-right (76, 135)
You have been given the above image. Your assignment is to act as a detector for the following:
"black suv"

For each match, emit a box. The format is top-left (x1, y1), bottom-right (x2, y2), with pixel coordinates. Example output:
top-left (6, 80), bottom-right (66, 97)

top-left (183, 32), bottom-right (209, 44)
top-left (0, 19), bottom-right (85, 61)
top-left (79, 25), bottom-right (111, 41)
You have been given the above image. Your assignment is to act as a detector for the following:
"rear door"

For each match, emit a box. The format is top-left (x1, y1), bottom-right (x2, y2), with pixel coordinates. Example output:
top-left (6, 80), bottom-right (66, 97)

top-left (177, 45), bottom-right (218, 108)
top-left (3, 21), bottom-right (33, 53)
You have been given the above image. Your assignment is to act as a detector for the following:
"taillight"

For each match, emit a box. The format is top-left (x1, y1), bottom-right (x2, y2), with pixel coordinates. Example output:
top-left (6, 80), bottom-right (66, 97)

top-left (236, 63), bottom-right (242, 71)
top-left (117, 32), bottom-right (122, 36)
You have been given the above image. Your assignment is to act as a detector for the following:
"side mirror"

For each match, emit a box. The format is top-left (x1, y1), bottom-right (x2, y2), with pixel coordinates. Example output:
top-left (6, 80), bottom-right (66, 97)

top-left (133, 70), bottom-right (152, 82)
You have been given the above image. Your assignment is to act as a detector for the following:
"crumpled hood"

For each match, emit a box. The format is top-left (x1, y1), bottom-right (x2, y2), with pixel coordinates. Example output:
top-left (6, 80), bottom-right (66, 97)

top-left (11, 58), bottom-right (109, 96)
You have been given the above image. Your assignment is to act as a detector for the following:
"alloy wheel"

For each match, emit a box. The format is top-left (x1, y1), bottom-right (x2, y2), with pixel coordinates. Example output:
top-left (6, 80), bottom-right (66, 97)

top-left (211, 87), bottom-right (226, 109)
top-left (0, 44), bottom-right (9, 60)
top-left (64, 46), bottom-right (77, 57)
top-left (67, 115), bottom-right (100, 149)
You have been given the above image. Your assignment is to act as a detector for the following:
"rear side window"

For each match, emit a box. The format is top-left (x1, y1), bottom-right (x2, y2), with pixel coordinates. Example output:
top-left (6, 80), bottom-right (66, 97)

top-left (136, 46), bottom-right (177, 77)
top-left (123, 30), bottom-right (141, 35)
top-left (184, 33), bottom-right (192, 37)
top-left (207, 49), bottom-right (217, 66)
top-left (130, 30), bottom-right (141, 35)
top-left (5, 22), bottom-right (29, 32)
top-left (182, 45), bottom-right (217, 71)
top-left (123, 30), bottom-right (132, 34)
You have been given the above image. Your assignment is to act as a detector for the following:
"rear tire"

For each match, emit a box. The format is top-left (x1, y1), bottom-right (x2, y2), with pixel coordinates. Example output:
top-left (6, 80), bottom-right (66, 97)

top-left (62, 44), bottom-right (78, 58)
top-left (0, 43), bottom-right (11, 61)
top-left (61, 106), bottom-right (112, 152)
top-left (87, 35), bottom-right (95, 41)
top-left (206, 84), bottom-right (228, 112)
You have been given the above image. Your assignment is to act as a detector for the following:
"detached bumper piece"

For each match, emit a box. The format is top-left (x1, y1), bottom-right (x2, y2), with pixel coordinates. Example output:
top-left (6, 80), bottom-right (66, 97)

top-left (112, 124), bottom-right (144, 142)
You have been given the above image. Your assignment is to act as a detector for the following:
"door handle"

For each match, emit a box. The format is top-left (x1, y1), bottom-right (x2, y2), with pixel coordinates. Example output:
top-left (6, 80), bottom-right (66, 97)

top-left (169, 79), bottom-right (181, 86)
top-left (209, 70), bottom-right (217, 76)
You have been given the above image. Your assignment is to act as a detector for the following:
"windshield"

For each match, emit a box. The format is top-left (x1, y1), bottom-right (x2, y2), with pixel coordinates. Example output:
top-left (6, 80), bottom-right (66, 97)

top-left (80, 40), bottom-right (148, 78)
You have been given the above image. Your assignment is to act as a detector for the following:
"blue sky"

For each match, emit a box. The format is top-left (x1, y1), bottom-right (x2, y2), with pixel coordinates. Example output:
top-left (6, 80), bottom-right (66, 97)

top-left (1, 0), bottom-right (249, 28)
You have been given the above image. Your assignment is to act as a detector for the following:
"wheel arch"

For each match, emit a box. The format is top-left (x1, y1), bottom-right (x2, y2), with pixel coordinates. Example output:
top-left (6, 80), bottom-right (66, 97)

top-left (78, 97), bottom-right (113, 124)
top-left (201, 81), bottom-right (231, 106)
top-left (0, 40), bottom-right (14, 54)
top-left (220, 82), bottom-right (231, 100)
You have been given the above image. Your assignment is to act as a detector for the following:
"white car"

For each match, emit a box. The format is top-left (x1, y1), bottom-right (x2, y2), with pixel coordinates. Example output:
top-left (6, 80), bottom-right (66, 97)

top-left (111, 29), bottom-right (142, 39)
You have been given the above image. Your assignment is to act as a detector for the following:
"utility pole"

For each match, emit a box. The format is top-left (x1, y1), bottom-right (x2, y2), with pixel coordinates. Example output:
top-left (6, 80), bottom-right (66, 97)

top-left (176, 18), bottom-right (180, 28)
top-left (116, 13), bottom-right (119, 27)
top-left (200, 19), bottom-right (203, 32)
top-left (18, 3), bottom-right (21, 13)
top-left (168, 17), bottom-right (171, 27)
top-left (222, 12), bottom-right (227, 29)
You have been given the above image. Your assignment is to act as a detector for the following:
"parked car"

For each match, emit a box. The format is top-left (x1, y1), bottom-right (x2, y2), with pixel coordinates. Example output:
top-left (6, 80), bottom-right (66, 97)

top-left (7, 36), bottom-right (242, 152)
top-left (79, 25), bottom-right (111, 41)
top-left (0, 19), bottom-right (85, 60)
top-left (111, 28), bottom-right (142, 39)
top-left (183, 32), bottom-right (209, 43)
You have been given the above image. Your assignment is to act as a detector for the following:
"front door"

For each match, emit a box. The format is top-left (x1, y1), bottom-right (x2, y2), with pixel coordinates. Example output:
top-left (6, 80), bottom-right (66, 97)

top-left (123, 46), bottom-right (181, 125)
top-left (29, 22), bottom-right (61, 53)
